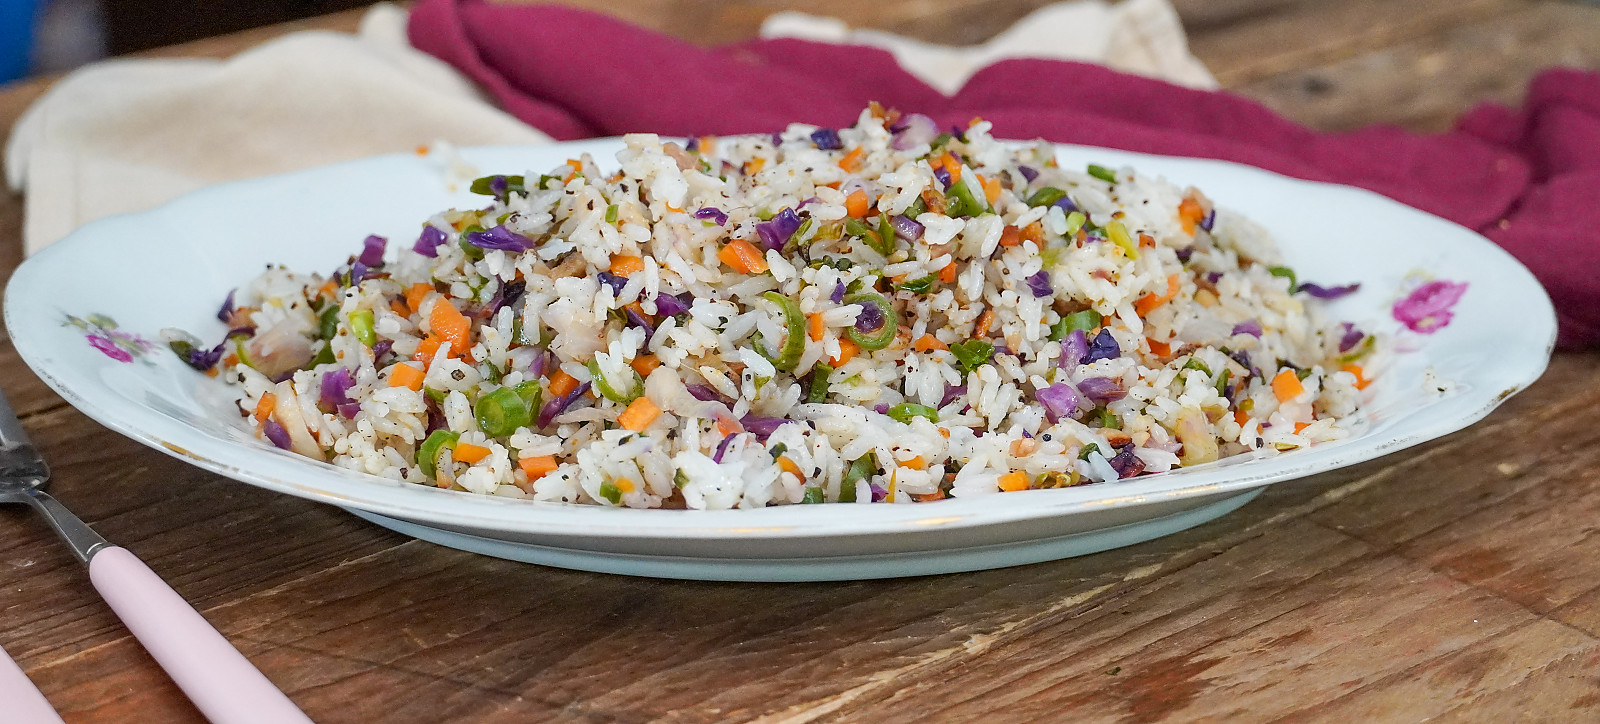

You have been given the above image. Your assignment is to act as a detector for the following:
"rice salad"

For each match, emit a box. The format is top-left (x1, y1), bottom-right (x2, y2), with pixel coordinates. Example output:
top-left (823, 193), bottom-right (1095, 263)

top-left (166, 105), bottom-right (1378, 510)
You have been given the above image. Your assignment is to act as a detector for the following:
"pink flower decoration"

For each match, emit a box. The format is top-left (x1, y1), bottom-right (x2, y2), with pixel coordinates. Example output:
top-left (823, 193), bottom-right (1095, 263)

top-left (87, 334), bottom-right (133, 363)
top-left (1393, 280), bottom-right (1468, 334)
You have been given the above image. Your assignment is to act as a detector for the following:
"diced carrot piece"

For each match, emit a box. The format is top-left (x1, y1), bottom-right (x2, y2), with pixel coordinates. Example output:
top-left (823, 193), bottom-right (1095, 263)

top-left (631, 354), bottom-right (662, 377)
top-left (903, 456), bottom-right (927, 470)
top-left (839, 147), bottom-right (865, 173)
top-left (980, 175), bottom-right (1002, 204)
top-left (548, 369), bottom-right (579, 398)
top-left (388, 362), bottom-right (425, 390)
top-left (743, 158), bottom-right (766, 175)
top-left (1272, 369), bottom-right (1305, 402)
top-left (830, 338), bottom-right (859, 366)
top-left (913, 490), bottom-right (947, 502)
top-left (618, 396), bottom-right (661, 431)
top-left (453, 442), bottom-right (490, 465)
top-left (413, 337), bottom-right (442, 369)
top-left (1341, 363), bottom-right (1371, 390)
top-left (998, 471), bottom-right (1029, 492)
top-left (518, 455), bottom-right (559, 481)
top-left (1234, 409), bottom-right (1250, 426)
top-left (389, 299), bottom-right (410, 317)
top-left (614, 477), bottom-right (636, 494)
top-left (998, 225), bottom-right (1021, 247)
top-left (939, 262), bottom-right (958, 283)
top-left (405, 283), bottom-right (433, 315)
top-left (1178, 197), bottom-right (1205, 235)
top-left (938, 427), bottom-right (950, 439)
top-left (974, 309), bottom-right (994, 337)
top-left (1293, 422), bottom-right (1311, 434)
top-left (609, 254), bottom-right (645, 276)
top-left (1139, 233), bottom-right (1156, 249)
top-left (808, 314), bottom-right (825, 341)
top-left (940, 152), bottom-right (962, 183)
top-left (1148, 338), bottom-right (1172, 357)
top-left (844, 189), bottom-right (870, 218)
top-left (429, 300), bottom-right (472, 358)
top-left (1135, 274), bottom-right (1182, 316)
top-left (716, 413), bottom-right (744, 437)
top-left (1020, 222), bottom-right (1045, 245)
top-left (718, 238), bottom-right (769, 274)
top-left (777, 456), bottom-right (804, 479)
top-left (913, 334), bottom-right (947, 352)
top-left (253, 392), bottom-right (276, 423)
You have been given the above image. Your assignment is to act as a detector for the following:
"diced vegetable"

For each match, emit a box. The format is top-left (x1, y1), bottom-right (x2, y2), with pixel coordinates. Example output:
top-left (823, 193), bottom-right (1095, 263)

top-left (348, 309), bottom-right (376, 347)
top-left (1271, 369), bottom-right (1305, 401)
top-left (417, 430), bottom-right (460, 478)
top-left (428, 301), bottom-right (471, 358)
top-left (718, 238), bottom-right (769, 274)
top-left (888, 403), bottom-right (938, 423)
top-left (758, 291), bottom-right (806, 372)
top-left (950, 339), bottom-right (995, 373)
top-left (998, 471), bottom-right (1029, 492)
top-left (453, 443), bottom-right (490, 465)
top-left (475, 387), bottom-right (532, 437)
top-left (844, 293), bottom-right (898, 350)
top-left (519, 455), bottom-right (558, 481)
top-left (1087, 164), bottom-right (1117, 183)
top-left (618, 396), bottom-right (661, 431)
top-left (1105, 221), bottom-right (1140, 259)
top-left (388, 362), bottom-right (425, 390)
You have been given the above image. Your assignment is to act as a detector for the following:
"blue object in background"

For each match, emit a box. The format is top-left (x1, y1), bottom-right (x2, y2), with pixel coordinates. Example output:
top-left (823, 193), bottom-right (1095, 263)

top-left (0, 0), bottom-right (41, 83)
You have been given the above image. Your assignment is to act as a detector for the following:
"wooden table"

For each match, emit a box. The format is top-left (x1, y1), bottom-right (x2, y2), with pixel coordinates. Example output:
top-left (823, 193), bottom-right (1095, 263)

top-left (3, 2), bottom-right (1599, 721)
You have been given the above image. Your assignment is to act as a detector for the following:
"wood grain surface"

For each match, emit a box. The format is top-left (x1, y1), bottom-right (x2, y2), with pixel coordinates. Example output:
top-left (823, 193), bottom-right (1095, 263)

top-left (3, 1), bottom-right (1598, 721)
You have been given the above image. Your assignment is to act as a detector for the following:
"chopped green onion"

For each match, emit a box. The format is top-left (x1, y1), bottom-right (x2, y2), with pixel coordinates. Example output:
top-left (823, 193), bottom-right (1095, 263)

top-left (1182, 358), bottom-right (1212, 376)
top-left (841, 452), bottom-right (876, 502)
top-left (808, 363), bottom-right (833, 403)
top-left (785, 217), bottom-right (815, 253)
top-left (946, 175), bottom-right (988, 217)
top-left (843, 292), bottom-right (899, 350)
top-left (1063, 211), bottom-right (1087, 236)
top-left (474, 387), bottom-right (531, 437)
top-left (417, 430), bottom-right (460, 478)
top-left (514, 380), bottom-right (542, 414)
top-left (587, 359), bottom-right (643, 404)
top-left (604, 204), bottom-right (619, 223)
top-left (887, 403), bottom-right (938, 424)
top-left (348, 310), bottom-right (376, 347)
top-left (1268, 266), bottom-right (1298, 291)
top-left (1336, 335), bottom-right (1375, 363)
top-left (1078, 443), bottom-right (1100, 461)
top-left (468, 175), bottom-right (524, 196)
top-left (950, 339), bottom-right (995, 373)
top-left (1099, 408), bottom-right (1120, 429)
top-left (755, 208), bottom-right (775, 221)
top-left (673, 469), bottom-right (689, 489)
top-left (897, 275), bottom-right (936, 294)
top-left (802, 487), bottom-right (825, 504)
top-left (457, 225), bottom-right (486, 261)
top-left (1215, 368), bottom-right (1232, 398)
top-left (907, 197), bottom-right (928, 218)
top-left (310, 342), bottom-right (335, 367)
top-left (929, 132), bottom-right (953, 150)
top-left (1296, 367), bottom-right (1313, 381)
top-left (598, 480), bottom-right (622, 504)
top-left (1105, 221), bottom-right (1140, 259)
top-left (1063, 310), bottom-right (1102, 335)
top-left (1049, 317), bottom-right (1071, 341)
top-left (758, 292), bottom-right (806, 372)
top-left (1087, 164), bottom-right (1117, 183)
top-left (1026, 186), bottom-right (1068, 207)
top-left (318, 305), bottom-right (339, 340)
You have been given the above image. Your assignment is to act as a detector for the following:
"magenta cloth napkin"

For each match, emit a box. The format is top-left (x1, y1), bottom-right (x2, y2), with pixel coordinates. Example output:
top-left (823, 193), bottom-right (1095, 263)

top-left (408, 0), bottom-right (1599, 348)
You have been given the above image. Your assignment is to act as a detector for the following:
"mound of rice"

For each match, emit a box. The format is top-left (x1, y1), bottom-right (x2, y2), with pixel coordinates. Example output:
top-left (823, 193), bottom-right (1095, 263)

top-left (166, 105), bottom-right (1376, 509)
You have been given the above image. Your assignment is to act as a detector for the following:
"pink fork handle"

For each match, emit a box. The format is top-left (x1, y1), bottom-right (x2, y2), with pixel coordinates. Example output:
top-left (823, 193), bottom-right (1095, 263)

top-left (88, 546), bottom-right (312, 724)
top-left (0, 642), bottom-right (64, 723)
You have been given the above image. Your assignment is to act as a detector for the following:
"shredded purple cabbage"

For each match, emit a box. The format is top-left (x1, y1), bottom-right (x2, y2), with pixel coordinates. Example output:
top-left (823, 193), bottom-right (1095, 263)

top-left (537, 381), bottom-right (591, 428)
top-left (1206, 271), bottom-right (1223, 284)
top-left (371, 340), bottom-right (392, 360)
top-left (933, 165), bottom-right (952, 189)
top-left (319, 368), bottom-right (356, 417)
top-left (1109, 445), bottom-right (1146, 478)
top-left (811, 128), bottom-right (843, 150)
top-left (179, 342), bottom-right (225, 371)
top-left (1298, 282), bottom-right (1361, 299)
top-left (831, 282), bottom-right (845, 304)
top-left (1059, 329), bottom-right (1089, 369)
top-left (653, 292), bottom-right (692, 317)
top-left (465, 225), bottom-right (534, 252)
top-left (1026, 271), bottom-right (1053, 298)
top-left (348, 262), bottom-right (370, 285)
top-left (1036, 383), bottom-right (1082, 423)
top-left (262, 419), bottom-right (293, 450)
top-left (1084, 329), bottom-right (1121, 363)
top-left (1231, 319), bottom-right (1263, 337)
top-left (756, 208), bottom-right (802, 251)
top-left (1053, 195), bottom-right (1078, 213)
top-left (874, 403), bottom-right (890, 415)
top-left (217, 289), bottom-right (236, 323)
top-left (359, 234), bottom-right (387, 267)
top-left (891, 113), bottom-right (938, 150)
top-left (1077, 377), bottom-right (1127, 404)
top-left (854, 299), bottom-right (885, 333)
top-left (1229, 350), bottom-right (1258, 377)
top-left (1018, 165), bottom-right (1039, 183)
top-left (891, 215), bottom-right (925, 241)
top-left (625, 306), bottom-right (655, 342)
top-left (595, 271), bottom-right (627, 296)
top-left (1393, 279), bottom-right (1468, 334)
top-left (227, 326), bottom-right (255, 340)
top-left (871, 483), bottom-right (889, 503)
top-left (1175, 248), bottom-right (1194, 263)
top-left (1338, 323), bottom-right (1365, 353)
top-left (1200, 209), bottom-right (1216, 232)
top-left (413, 225), bottom-right (447, 258)
top-left (940, 384), bottom-right (966, 408)
top-left (741, 416), bottom-right (791, 439)
top-left (713, 434), bottom-right (737, 463)
top-left (687, 384), bottom-right (730, 405)
top-left (694, 207), bottom-right (729, 226)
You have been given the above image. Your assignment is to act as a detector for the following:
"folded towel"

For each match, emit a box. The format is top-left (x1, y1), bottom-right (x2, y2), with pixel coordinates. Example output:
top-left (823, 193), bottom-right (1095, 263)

top-left (409, 0), bottom-right (1599, 348)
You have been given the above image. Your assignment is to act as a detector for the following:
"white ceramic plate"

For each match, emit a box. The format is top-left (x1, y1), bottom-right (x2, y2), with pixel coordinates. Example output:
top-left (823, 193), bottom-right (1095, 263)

top-left (5, 140), bottom-right (1555, 581)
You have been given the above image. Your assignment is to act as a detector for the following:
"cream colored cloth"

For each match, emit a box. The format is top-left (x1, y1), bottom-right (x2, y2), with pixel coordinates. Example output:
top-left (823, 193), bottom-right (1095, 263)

top-left (5, 5), bottom-right (549, 254)
top-left (6, 0), bottom-right (1211, 255)
top-left (759, 0), bottom-right (1216, 95)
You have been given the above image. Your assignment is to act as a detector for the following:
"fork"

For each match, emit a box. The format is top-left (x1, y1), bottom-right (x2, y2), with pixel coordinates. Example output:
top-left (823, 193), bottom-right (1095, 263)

top-left (0, 388), bottom-right (312, 723)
